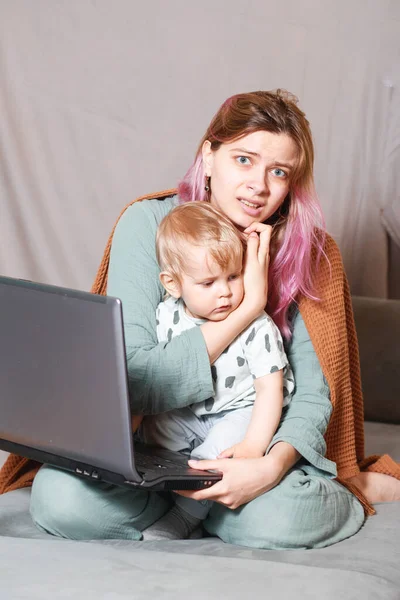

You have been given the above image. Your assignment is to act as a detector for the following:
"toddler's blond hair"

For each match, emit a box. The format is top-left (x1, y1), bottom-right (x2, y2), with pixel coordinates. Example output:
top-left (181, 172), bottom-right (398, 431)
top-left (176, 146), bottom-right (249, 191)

top-left (156, 202), bottom-right (244, 281)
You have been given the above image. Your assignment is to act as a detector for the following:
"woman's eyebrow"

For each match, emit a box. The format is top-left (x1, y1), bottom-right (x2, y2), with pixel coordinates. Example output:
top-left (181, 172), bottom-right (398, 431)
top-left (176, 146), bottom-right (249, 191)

top-left (229, 147), bottom-right (259, 157)
top-left (229, 148), bottom-right (295, 169)
top-left (274, 161), bottom-right (295, 170)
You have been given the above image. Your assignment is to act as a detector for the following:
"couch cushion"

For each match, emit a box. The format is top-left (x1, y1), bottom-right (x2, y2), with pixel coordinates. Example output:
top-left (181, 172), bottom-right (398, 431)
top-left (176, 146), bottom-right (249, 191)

top-left (0, 489), bottom-right (399, 599)
top-left (364, 421), bottom-right (400, 459)
top-left (352, 296), bottom-right (400, 424)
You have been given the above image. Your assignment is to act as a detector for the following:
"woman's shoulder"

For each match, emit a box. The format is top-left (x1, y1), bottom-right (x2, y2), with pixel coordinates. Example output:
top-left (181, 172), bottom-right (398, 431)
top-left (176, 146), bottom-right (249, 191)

top-left (122, 194), bottom-right (179, 224)
top-left (113, 193), bottom-right (179, 237)
top-left (312, 230), bottom-right (345, 278)
top-left (305, 230), bottom-right (347, 306)
top-left (322, 232), bottom-right (342, 262)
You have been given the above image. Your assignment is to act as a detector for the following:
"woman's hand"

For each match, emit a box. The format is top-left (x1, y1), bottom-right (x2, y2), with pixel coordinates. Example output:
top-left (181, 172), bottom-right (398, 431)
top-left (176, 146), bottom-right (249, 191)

top-left (241, 223), bottom-right (272, 317)
top-left (175, 453), bottom-right (284, 510)
top-left (218, 440), bottom-right (266, 459)
top-left (199, 222), bottom-right (272, 364)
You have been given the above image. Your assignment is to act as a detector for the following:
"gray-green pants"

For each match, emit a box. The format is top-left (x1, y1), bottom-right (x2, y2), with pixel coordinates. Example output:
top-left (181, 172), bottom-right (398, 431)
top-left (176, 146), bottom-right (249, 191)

top-left (30, 463), bottom-right (365, 549)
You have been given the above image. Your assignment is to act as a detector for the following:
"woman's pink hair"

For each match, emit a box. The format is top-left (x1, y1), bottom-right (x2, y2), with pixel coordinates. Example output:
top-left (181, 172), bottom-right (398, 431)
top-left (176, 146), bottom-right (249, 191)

top-left (178, 90), bottom-right (326, 339)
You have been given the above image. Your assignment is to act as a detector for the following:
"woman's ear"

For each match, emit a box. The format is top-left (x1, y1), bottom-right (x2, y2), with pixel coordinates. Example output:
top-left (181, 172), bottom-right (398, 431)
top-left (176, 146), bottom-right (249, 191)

top-left (202, 140), bottom-right (213, 176)
top-left (159, 272), bottom-right (181, 299)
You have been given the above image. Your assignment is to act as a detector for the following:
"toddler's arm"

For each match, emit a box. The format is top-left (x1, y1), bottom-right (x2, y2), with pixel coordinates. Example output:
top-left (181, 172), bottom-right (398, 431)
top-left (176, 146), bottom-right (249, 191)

top-left (219, 371), bottom-right (283, 458)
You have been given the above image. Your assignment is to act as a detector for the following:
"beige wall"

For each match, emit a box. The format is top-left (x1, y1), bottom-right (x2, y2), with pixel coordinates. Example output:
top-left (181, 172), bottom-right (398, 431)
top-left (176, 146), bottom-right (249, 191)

top-left (0, 0), bottom-right (399, 296)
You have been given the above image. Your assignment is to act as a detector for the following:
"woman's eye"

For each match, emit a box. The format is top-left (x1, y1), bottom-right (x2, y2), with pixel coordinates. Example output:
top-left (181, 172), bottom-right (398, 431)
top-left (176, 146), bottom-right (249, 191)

top-left (236, 156), bottom-right (251, 165)
top-left (272, 168), bottom-right (286, 178)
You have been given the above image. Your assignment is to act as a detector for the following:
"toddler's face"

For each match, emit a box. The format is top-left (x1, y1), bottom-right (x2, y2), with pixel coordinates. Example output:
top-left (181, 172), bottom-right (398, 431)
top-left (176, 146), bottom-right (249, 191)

top-left (179, 246), bottom-right (244, 321)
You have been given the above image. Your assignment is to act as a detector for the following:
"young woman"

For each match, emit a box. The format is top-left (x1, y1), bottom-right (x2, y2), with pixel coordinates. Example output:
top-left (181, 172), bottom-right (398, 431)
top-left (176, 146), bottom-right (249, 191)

top-left (7, 89), bottom-right (399, 548)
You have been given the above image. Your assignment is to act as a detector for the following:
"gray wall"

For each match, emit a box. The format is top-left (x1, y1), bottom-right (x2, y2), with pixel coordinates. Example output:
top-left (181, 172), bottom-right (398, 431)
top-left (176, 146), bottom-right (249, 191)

top-left (0, 0), bottom-right (399, 295)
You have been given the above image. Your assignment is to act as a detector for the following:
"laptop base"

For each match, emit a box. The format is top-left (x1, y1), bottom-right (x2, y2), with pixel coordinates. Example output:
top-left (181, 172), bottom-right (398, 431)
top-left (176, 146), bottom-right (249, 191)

top-left (0, 438), bottom-right (222, 491)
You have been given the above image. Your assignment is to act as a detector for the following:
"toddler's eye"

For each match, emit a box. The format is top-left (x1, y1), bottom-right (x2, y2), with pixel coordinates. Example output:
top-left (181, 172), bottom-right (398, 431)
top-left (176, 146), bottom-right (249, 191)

top-left (201, 281), bottom-right (213, 287)
top-left (236, 156), bottom-right (251, 165)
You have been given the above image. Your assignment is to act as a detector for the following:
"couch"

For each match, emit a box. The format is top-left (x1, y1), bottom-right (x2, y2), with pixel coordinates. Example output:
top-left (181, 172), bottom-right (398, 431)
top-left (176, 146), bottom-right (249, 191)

top-left (0, 296), bottom-right (399, 599)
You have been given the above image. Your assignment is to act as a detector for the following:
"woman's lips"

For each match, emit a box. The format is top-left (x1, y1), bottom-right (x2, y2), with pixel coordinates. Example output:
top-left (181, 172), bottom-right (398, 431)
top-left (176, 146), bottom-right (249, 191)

top-left (238, 198), bottom-right (263, 217)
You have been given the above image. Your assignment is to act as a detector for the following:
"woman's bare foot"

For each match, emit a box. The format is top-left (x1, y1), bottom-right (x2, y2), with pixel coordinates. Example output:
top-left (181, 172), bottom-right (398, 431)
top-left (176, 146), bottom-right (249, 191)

top-left (348, 472), bottom-right (400, 503)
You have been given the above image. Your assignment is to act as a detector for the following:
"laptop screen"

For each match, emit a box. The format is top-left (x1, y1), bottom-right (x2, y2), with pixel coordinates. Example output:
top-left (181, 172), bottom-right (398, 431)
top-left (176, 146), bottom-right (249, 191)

top-left (0, 277), bottom-right (137, 479)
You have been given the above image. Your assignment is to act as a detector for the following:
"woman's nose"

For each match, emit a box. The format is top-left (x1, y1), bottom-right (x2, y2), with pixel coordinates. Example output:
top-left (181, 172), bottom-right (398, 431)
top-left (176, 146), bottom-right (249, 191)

top-left (247, 168), bottom-right (267, 194)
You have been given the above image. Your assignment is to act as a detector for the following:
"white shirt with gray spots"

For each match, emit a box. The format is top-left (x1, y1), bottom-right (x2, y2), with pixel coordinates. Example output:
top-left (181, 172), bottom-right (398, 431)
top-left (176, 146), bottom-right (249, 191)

top-left (156, 297), bottom-right (294, 417)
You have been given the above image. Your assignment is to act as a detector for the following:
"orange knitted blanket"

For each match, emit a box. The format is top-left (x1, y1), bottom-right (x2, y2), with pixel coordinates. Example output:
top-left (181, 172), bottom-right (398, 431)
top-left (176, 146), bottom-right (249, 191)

top-left (1, 189), bottom-right (399, 516)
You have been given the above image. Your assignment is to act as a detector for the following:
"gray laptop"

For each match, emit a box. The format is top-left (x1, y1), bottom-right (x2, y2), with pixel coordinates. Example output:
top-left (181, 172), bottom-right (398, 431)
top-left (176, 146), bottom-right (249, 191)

top-left (0, 275), bottom-right (221, 491)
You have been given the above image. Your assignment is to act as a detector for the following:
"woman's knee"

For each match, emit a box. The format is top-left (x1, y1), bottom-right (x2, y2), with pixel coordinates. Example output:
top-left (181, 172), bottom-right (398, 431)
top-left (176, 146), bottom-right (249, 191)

top-left (30, 465), bottom-right (154, 540)
top-left (30, 465), bottom-right (122, 539)
top-left (205, 469), bottom-right (365, 549)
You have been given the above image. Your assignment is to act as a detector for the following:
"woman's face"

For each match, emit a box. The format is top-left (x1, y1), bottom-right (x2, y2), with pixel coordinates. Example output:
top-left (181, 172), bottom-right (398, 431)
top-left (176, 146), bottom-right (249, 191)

top-left (202, 130), bottom-right (299, 230)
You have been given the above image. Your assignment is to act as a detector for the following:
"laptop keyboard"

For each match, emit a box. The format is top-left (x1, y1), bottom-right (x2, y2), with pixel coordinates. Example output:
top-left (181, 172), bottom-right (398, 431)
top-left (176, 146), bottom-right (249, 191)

top-left (134, 452), bottom-right (190, 473)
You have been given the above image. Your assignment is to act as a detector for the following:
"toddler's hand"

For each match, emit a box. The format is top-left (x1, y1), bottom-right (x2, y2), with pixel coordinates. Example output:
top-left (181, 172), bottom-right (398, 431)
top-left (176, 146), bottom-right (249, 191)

top-left (218, 441), bottom-right (265, 459)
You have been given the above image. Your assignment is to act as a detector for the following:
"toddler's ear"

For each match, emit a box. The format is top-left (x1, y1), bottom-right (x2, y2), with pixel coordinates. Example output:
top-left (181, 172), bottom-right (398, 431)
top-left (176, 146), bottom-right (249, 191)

top-left (159, 272), bottom-right (181, 299)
